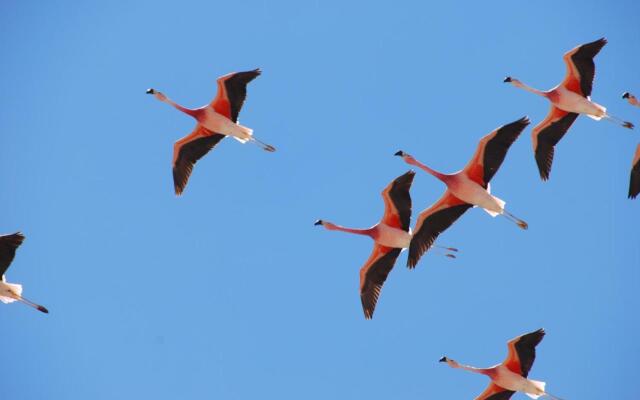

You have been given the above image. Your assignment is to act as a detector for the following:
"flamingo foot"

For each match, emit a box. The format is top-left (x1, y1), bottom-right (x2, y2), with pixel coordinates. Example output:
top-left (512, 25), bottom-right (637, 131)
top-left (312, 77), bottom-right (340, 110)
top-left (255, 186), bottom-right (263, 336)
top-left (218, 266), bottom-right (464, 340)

top-left (624, 121), bottom-right (634, 129)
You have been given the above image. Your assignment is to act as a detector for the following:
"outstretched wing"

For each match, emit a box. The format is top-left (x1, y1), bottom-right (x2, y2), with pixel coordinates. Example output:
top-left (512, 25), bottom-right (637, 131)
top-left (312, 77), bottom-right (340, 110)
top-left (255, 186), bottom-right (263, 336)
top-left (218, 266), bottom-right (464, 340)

top-left (475, 383), bottom-right (515, 400)
top-left (211, 69), bottom-right (261, 123)
top-left (172, 125), bottom-right (225, 195)
top-left (503, 328), bottom-right (546, 377)
top-left (532, 106), bottom-right (579, 181)
top-left (359, 245), bottom-right (402, 319)
top-left (0, 232), bottom-right (25, 277)
top-left (463, 117), bottom-right (530, 187)
top-left (407, 191), bottom-right (471, 269)
top-left (629, 144), bottom-right (640, 199)
top-left (381, 171), bottom-right (415, 231)
top-left (561, 38), bottom-right (607, 97)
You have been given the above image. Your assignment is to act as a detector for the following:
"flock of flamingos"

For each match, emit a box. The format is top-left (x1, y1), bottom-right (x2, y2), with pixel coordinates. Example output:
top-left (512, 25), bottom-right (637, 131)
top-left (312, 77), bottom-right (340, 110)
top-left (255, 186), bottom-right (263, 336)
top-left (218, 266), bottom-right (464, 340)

top-left (1, 37), bottom-right (638, 399)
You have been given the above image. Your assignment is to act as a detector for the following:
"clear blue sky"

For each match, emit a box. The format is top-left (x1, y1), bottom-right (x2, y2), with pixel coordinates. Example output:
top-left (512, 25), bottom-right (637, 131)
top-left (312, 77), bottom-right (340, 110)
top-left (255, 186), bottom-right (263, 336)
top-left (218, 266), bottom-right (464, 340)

top-left (1, 1), bottom-right (638, 399)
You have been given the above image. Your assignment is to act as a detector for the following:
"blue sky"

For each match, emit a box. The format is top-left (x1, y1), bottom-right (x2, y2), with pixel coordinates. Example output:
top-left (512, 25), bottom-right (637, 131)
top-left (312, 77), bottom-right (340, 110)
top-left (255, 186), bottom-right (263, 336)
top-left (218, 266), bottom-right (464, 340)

top-left (1, 1), bottom-right (638, 398)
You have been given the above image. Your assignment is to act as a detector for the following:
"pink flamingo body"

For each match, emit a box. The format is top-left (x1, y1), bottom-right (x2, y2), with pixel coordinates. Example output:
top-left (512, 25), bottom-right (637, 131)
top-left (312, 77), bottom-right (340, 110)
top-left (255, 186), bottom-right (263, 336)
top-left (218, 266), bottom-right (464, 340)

top-left (505, 38), bottom-right (633, 180)
top-left (315, 171), bottom-right (455, 318)
top-left (314, 171), bottom-right (416, 319)
top-left (147, 69), bottom-right (275, 195)
top-left (0, 232), bottom-right (48, 313)
top-left (440, 329), bottom-right (561, 400)
top-left (396, 117), bottom-right (530, 268)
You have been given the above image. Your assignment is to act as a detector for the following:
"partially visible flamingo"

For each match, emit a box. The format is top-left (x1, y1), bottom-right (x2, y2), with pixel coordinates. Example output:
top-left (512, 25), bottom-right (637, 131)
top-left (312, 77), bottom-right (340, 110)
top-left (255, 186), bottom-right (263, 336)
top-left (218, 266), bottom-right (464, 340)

top-left (396, 117), bottom-right (529, 269)
top-left (0, 232), bottom-right (48, 313)
top-left (504, 38), bottom-right (634, 180)
top-left (314, 171), bottom-right (457, 319)
top-left (439, 328), bottom-right (562, 400)
top-left (623, 92), bottom-right (640, 107)
top-left (147, 68), bottom-right (276, 195)
top-left (629, 143), bottom-right (640, 199)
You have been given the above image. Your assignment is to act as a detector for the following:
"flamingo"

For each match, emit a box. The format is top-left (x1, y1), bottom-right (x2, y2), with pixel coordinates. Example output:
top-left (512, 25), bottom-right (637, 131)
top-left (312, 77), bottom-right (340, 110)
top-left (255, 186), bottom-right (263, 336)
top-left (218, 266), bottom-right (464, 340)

top-left (314, 171), bottom-right (456, 319)
top-left (439, 329), bottom-right (561, 400)
top-left (395, 117), bottom-right (530, 269)
top-left (504, 38), bottom-right (634, 181)
top-left (623, 92), bottom-right (640, 107)
top-left (0, 232), bottom-right (48, 313)
top-left (147, 68), bottom-right (276, 195)
top-left (629, 143), bottom-right (640, 199)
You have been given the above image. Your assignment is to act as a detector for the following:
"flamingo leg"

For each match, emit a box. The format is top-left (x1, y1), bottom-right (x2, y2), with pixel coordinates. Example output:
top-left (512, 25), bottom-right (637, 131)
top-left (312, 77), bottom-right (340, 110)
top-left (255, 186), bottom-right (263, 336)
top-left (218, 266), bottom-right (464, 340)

top-left (249, 137), bottom-right (277, 152)
top-left (502, 210), bottom-right (528, 230)
top-left (603, 114), bottom-right (634, 129)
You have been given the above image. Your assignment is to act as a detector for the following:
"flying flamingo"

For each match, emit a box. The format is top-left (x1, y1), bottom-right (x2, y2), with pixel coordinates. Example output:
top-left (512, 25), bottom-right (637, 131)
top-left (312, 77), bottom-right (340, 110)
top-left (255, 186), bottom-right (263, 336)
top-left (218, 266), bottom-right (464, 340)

top-left (439, 329), bottom-right (561, 400)
top-left (0, 232), bottom-right (48, 313)
top-left (147, 68), bottom-right (276, 195)
top-left (629, 144), bottom-right (640, 199)
top-left (623, 92), bottom-right (640, 108)
top-left (504, 38), bottom-right (634, 180)
top-left (314, 171), bottom-right (456, 319)
top-left (395, 117), bottom-right (529, 269)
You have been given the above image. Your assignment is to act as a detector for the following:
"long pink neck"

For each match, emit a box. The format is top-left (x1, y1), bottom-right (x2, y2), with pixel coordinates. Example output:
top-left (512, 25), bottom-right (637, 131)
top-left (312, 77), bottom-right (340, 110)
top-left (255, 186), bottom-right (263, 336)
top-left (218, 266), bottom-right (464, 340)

top-left (409, 159), bottom-right (450, 183)
top-left (324, 223), bottom-right (375, 238)
top-left (513, 80), bottom-right (548, 98)
top-left (452, 362), bottom-right (494, 377)
top-left (161, 96), bottom-right (198, 117)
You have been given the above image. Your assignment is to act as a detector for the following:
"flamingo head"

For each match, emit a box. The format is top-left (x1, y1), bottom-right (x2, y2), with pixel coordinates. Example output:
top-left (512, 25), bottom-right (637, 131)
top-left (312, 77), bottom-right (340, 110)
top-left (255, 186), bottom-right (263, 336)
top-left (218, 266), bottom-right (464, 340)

top-left (146, 88), bottom-right (167, 102)
top-left (622, 92), bottom-right (631, 99)
top-left (314, 219), bottom-right (324, 226)
top-left (395, 150), bottom-right (417, 165)
top-left (439, 356), bottom-right (459, 368)
top-left (503, 76), bottom-right (525, 88)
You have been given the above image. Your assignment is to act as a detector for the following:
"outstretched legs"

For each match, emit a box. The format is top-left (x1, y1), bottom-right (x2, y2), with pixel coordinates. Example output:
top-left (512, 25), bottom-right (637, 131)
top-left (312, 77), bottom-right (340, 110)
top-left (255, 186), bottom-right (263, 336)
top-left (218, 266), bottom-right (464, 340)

top-left (503, 210), bottom-right (528, 230)
top-left (250, 137), bottom-right (277, 152)
top-left (604, 114), bottom-right (634, 129)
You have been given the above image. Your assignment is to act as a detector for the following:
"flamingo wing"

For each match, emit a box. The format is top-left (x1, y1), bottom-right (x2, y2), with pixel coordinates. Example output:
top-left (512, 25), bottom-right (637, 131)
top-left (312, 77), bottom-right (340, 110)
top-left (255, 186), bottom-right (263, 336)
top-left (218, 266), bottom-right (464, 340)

top-left (172, 125), bottom-right (225, 195)
top-left (463, 117), bottom-right (530, 187)
top-left (359, 245), bottom-right (402, 319)
top-left (561, 38), bottom-right (607, 97)
top-left (629, 144), bottom-right (640, 199)
top-left (211, 69), bottom-right (261, 123)
top-left (0, 232), bottom-right (25, 277)
top-left (532, 106), bottom-right (579, 180)
top-left (475, 383), bottom-right (515, 400)
top-left (381, 170), bottom-right (415, 231)
top-left (503, 328), bottom-right (545, 377)
top-left (407, 191), bottom-right (471, 269)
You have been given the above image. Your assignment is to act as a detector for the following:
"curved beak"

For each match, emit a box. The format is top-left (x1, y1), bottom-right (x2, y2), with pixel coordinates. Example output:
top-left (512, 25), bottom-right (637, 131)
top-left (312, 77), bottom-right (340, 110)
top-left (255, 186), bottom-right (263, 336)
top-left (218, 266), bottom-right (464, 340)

top-left (622, 92), bottom-right (630, 99)
top-left (438, 356), bottom-right (448, 363)
top-left (394, 150), bottom-right (405, 157)
top-left (146, 88), bottom-right (155, 95)
top-left (314, 219), bottom-right (323, 226)
top-left (503, 77), bottom-right (512, 83)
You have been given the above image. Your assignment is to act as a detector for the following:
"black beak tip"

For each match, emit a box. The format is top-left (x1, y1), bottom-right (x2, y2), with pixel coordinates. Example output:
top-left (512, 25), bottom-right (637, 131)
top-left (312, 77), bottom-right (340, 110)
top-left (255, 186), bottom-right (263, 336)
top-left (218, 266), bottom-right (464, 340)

top-left (439, 356), bottom-right (447, 363)
top-left (623, 92), bottom-right (630, 99)
top-left (314, 219), bottom-right (323, 226)
top-left (503, 77), bottom-right (512, 83)
top-left (38, 306), bottom-right (49, 314)
top-left (394, 150), bottom-right (404, 157)
top-left (146, 88), bottom-right (155, 95)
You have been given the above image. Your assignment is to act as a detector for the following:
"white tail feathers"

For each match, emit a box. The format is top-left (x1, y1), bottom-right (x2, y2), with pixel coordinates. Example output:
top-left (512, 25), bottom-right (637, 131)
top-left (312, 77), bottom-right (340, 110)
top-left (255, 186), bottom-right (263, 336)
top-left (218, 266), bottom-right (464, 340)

top-left (587, 102), bottom-right (606, 120)
top-left (0, 282), bottom-right (23, 304)
top-left (483, 195), bottom-right (506, 217)
top-left (525, 380), bottom-right (546, 399)
top-left (232, 124), bottom-right (254, 143)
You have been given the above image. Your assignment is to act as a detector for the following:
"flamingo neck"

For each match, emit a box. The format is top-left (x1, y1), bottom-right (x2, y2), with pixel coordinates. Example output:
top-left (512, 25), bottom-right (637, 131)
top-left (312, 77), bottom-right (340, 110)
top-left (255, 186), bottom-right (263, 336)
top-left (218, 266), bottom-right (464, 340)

top-left (161, 96), bottom-right (197, 117)
top-left (324, 223), bottom-right (375, 238)
top-left (451, 361), bottom-right (493, 377)
top-left (411, 159), bottom-right (449, 183)
top-left (513, 80), bottom-right (548, 98)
